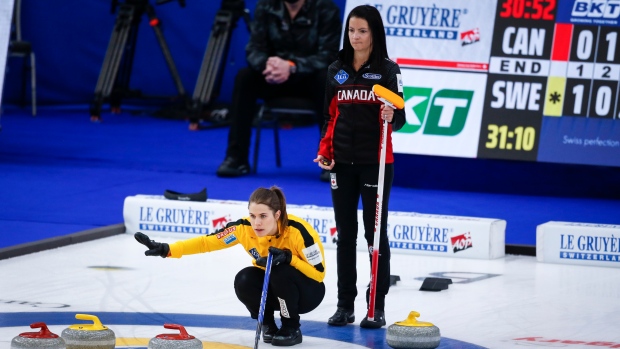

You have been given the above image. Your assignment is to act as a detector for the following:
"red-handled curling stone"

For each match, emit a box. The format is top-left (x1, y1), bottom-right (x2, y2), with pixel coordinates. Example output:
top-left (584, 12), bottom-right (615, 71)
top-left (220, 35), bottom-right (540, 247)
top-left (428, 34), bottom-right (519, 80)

top-left (11, 322), bottom-right (66, 349)
top-left (148, 324), bottom-right (202, 349)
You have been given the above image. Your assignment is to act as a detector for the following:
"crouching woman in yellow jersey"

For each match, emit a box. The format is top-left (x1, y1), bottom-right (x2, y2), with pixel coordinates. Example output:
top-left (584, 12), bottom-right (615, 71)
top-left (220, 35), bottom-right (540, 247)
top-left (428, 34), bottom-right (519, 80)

top-left (135, 186), bottom-right (326, 347)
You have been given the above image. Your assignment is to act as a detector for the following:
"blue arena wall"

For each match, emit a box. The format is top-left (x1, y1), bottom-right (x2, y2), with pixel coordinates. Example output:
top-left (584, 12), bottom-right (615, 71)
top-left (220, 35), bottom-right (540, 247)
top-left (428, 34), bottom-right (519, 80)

top-left (3, 0), bottom-right (620, 199)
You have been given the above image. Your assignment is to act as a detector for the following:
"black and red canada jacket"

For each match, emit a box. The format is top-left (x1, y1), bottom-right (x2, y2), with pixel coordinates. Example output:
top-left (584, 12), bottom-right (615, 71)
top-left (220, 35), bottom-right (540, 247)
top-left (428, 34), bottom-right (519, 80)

top-left (318, 58), bottom-right (406, 165)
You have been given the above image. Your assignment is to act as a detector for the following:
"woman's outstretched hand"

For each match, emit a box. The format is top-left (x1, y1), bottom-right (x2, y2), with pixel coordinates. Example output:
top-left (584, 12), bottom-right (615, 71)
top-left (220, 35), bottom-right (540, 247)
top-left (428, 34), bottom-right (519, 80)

top-left (135, 232), bottom-right (170, 258)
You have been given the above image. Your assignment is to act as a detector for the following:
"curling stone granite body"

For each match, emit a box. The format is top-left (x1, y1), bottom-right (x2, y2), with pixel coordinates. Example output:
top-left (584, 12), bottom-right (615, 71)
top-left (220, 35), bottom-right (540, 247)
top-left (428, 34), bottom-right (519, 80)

top-left (11, 323), bottom-right (66, 349)
top-left (148, 324), bottom-right (202, 349)
top-left (61, 314), bottom-right (115, 349)
top-left (386, 311), bottom-right (441, 349)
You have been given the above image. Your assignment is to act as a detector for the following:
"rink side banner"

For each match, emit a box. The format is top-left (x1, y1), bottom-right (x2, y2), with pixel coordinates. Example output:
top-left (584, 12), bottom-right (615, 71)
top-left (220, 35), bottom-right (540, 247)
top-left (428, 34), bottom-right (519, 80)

top-left (344, 0), bottom-right (620, 167)
top-left (123, 195), bottom-right (506, 260)
top-left (537, 221), bottom-right (620, 268)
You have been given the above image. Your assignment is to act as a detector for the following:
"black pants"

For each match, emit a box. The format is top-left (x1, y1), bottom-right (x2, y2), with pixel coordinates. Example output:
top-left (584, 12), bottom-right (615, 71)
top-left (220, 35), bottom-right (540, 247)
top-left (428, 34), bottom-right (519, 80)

top-left (225, 67), bottom-right (327, 162)
top-left (234, 265), bottom-right (325, 329)
top-left (330, 163), bottom-right (393, 311)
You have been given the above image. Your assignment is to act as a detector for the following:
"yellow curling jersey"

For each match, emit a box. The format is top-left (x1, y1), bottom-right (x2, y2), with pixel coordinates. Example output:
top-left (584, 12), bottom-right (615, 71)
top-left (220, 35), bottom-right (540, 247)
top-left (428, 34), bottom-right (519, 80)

top-left (168, 214), bottom-right (326, 283)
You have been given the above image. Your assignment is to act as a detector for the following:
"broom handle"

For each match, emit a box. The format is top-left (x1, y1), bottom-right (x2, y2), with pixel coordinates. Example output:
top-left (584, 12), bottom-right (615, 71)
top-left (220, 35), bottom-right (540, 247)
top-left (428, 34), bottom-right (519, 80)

top-left (254, 253), bottom-right (273, 349)
top-left (368, 118), bottom-right (388, 321)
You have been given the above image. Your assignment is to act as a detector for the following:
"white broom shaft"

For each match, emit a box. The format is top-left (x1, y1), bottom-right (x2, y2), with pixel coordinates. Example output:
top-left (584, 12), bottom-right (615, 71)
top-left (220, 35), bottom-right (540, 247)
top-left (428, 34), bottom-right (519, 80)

top-left (368, 118), bottom-right (388, 320)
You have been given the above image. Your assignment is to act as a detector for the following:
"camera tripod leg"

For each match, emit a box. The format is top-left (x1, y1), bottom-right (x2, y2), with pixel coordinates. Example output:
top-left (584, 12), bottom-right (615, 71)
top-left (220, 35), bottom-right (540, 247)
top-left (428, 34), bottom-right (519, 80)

top-left (90, 4), bottom-right (137, 122)
top-left (110, 25), bottom-right (139, 113)
top-left (188, 7), bottom-right (243, 130)
top-left (193, 10), bottom-right (232, 107)
top-left (91, 0), bottom-right (187, 122)
top-left (146, 4), bottom-right (186, 98)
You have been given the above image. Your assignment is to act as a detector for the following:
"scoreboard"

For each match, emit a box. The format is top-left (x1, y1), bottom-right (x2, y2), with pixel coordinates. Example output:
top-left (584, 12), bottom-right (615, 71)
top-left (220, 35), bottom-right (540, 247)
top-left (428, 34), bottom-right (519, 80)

top-left (343, 0), bottom-right (620, 167)
top-left (479, 0), bottom-right (557, 161)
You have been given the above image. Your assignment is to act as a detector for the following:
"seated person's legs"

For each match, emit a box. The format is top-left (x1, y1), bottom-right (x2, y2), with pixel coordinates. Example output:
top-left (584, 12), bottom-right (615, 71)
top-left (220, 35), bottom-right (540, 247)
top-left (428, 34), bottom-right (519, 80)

top-left (217, 67), bottom-right (266, 177)
top-left (217, 68), bottom-right (329, 178)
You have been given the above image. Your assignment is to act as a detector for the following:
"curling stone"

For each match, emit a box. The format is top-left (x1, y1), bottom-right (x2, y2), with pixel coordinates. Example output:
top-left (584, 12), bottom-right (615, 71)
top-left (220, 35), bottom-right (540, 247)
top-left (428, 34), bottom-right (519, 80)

top-left (148, 324), bottom-right (202, 349)
top-left (11, 322), bottom-right (66, 349)
top-left (386, 311), bottom-right (441, 349)
top-left (61, 314), bottom-right (115, 349)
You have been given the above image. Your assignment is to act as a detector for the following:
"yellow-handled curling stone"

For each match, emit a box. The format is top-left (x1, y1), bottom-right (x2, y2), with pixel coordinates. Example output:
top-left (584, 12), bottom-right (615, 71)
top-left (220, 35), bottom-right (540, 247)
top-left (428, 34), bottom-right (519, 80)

top-left (11, 322), bottom-right (66, 349)
top-left (61, 314), bottom-right (115, 349)
top-left (386, 311), bottom-right (441, 349)
top-left (148, 324), bottom-right (202, 349)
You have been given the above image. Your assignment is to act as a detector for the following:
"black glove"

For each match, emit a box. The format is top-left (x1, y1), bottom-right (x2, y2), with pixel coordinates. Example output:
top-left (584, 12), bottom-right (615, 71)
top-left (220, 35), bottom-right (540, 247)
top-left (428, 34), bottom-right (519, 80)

top-left (256, 246), bottom-right (292, 267)
top-left (134, 232), bottom-right (170, 258)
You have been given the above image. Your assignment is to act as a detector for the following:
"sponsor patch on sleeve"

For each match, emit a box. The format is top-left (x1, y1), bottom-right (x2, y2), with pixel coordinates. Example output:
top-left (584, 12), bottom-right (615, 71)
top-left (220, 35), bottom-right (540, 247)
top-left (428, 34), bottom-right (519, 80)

top-left (216, 226), bottom-right (236, 239)
top-left (223, 234), bottom-right (237, 245)
top-left (302, 243), bottom-right (323, 265)
top-left (397, 74), bottom-right (403, 93)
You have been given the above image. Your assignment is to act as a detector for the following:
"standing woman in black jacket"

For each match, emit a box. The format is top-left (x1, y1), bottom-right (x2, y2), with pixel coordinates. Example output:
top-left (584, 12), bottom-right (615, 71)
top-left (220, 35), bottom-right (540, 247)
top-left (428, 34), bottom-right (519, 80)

top-left (314, 4), bottom-right (405, 329)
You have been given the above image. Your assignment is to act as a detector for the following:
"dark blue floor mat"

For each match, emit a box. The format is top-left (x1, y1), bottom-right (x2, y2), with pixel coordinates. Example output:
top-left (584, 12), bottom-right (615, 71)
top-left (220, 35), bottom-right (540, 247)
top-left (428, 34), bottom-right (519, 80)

top-left (1, 106), bottom-right (619, 249)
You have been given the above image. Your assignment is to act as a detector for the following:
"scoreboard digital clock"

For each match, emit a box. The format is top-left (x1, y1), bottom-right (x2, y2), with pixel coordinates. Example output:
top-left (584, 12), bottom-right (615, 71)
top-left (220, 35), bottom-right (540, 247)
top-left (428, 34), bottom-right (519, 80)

top-left (499, 0), bottom-right (557, 20)
top-left (485, 124), bottom-right (537, 150)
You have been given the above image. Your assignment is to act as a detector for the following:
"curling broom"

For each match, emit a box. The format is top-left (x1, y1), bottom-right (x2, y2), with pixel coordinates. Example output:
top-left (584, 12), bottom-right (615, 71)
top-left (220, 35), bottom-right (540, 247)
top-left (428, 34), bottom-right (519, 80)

top-left (254, 252), bottom-right (273, 349)
top-left (367, 84), bottom-right (404, 322)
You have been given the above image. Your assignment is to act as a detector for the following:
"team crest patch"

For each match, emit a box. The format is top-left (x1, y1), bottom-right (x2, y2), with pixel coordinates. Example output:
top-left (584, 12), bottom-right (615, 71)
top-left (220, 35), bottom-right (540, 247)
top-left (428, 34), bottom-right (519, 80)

top-left (334, 70), bottom-right (349, 84)
top-left (362, 73), bottom-right (381, 80)
top-left (330, 173), bottom-right (338, 189)
top-left (249, 248), bottom-right (260, 259)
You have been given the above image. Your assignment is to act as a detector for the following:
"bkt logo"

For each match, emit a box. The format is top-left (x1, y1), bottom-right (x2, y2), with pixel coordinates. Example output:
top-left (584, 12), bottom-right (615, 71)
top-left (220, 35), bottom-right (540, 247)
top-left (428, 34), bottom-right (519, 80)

top-left (572, 0), bottom-right (620, 18)
top-left (398, 87), bottom-right (473, 136)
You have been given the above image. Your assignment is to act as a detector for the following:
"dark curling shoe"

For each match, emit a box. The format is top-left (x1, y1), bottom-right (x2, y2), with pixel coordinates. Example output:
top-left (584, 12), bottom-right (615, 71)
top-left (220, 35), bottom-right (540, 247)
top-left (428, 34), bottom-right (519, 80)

top-left (271, 327), bottom-right (302, 346)
top-left (359, 310), bottom-right (386, 329)
top-left (216, 157), bottom-right (250, 177)
top-left (327, 307), bottom-right (355, 326)
top-left (262, 323), bottom-right (279, 343)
